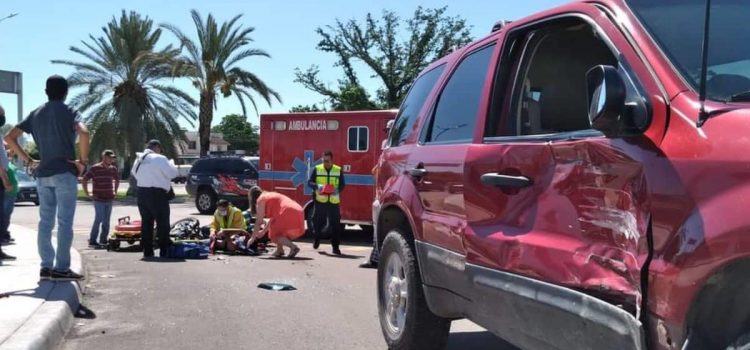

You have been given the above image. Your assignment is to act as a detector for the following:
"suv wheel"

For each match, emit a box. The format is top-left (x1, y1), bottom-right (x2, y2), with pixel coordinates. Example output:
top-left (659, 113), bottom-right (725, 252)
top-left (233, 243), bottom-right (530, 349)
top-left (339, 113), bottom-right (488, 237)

top-left (378, 230), bottom-right (451, 350)
top-left (196, 189), bottom-right (217, 214)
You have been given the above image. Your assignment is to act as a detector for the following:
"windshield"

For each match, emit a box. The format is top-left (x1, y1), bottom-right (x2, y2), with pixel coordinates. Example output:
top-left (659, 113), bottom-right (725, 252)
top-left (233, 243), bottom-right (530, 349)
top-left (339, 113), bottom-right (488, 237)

top-left (628, 0), bottom-right (750, 101)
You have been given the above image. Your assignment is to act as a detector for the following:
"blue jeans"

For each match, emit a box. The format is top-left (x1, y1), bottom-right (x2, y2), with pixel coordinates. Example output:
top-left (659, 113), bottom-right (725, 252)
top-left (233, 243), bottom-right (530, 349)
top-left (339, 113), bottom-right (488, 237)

top-left (89, 201), bottom-right (113, 245)
top-left (37, 173), bottom-right (78, 271)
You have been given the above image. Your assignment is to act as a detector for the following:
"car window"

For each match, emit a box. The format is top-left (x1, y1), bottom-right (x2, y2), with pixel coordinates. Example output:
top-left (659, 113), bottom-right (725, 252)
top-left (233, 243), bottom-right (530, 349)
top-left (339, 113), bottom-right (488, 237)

top-left (228, 159), bottom-right (249, 175)
top-left (190, 160), bottom-right (209, 173)
top-left (423, 44), bottom-right (495, 143)
top-left (388, 65), bottom-right (446, 147)
top-left (486, 19), bottom-right (644, 137)
top-left (628, 0), bottom-right (750, 101)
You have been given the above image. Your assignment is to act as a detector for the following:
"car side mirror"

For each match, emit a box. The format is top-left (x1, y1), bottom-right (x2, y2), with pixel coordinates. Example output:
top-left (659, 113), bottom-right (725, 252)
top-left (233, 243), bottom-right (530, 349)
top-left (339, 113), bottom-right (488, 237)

top-left (586, 65), bottom-right (627, 135)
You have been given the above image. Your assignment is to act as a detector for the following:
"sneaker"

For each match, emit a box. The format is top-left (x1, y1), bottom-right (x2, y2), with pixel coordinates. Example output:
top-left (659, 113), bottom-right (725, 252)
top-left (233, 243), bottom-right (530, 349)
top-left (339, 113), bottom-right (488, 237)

top-left (88, 243), bottom-right (104, 249)
top-left (40, 268), bottom-right (52, 280)
top-left (50, 270), bottom-right (85, 281)
top-left (0, 251), bottom-right (16, 260)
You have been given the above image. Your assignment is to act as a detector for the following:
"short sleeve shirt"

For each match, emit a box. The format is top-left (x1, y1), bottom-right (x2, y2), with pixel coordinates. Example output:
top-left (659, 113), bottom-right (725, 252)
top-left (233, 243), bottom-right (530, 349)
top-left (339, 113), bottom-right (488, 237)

top-left (83, 163), bottom-right (118, 201)
top-left (18, 101), bottom-right (81, 177)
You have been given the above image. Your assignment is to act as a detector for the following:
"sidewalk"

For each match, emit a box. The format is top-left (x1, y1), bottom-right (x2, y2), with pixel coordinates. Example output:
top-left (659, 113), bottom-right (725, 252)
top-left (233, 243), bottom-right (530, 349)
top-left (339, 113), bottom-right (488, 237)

top-left (0, 225), bottom-right (84, 350)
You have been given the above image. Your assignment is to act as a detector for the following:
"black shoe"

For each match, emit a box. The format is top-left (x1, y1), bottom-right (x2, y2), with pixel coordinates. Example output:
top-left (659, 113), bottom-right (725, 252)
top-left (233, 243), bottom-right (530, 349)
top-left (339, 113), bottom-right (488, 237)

top-left (143, 251), bottom-right (154, 258)
top-left (51, 270), bottom-right (85, 281)
top-left (40, 268), bottom-right (52, 280)
top-left (332, 247), bottom-right (342, 255)
top-left (0, 251), bottom-right (16, 260)
top-left (313, 239), bottom-right (320, 250)
top-left (88, 243), bottom-right (105, 250)
top-left (359, 261), bottom-right (377, 269)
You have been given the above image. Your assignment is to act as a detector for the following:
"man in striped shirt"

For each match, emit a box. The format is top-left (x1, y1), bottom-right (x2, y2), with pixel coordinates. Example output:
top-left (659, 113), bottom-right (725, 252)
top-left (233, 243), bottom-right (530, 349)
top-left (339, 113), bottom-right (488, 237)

top-left (82, 150), bottom-right (119, 248)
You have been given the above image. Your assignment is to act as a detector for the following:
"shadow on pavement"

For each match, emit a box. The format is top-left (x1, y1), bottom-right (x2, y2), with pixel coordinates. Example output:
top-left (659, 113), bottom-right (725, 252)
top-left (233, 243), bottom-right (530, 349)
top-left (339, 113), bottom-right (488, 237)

top-left (447, 331), bottom-right (518, 350)
top-left (140, 257), bottom-right (185, 263)
top-left (258, 256), bottom-right (314, 261)
top-left (317, 251), bottom-right (363, 259)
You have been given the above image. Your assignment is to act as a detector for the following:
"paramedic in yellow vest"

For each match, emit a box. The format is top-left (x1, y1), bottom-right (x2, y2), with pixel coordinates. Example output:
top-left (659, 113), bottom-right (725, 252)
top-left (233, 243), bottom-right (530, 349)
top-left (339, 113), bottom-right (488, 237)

top-left (209, 199), bottom-right (247, 252)
top-left (308, 150), bottom-right (346, 255)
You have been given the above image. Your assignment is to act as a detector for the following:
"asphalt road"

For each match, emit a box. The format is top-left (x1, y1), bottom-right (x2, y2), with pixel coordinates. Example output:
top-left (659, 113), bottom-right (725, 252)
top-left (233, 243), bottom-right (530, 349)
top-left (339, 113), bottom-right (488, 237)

top-left (9, 190), bottom-right (516, 350)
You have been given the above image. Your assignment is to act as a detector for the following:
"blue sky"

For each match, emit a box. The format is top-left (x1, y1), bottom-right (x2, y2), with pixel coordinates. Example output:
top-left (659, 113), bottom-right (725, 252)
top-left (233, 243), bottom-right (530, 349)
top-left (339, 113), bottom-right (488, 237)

top-left (0, 0), bottom-right (566, 128)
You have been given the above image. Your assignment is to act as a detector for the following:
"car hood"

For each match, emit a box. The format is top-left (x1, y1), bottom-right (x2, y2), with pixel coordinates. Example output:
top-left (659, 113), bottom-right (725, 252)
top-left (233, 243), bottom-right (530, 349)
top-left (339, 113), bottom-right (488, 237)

top-left (17, 181), bottom-right (37, 188)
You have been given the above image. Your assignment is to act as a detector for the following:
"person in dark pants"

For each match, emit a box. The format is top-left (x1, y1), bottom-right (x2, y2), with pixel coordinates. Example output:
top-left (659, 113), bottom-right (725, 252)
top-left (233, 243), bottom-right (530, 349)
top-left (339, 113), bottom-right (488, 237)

top-left (131, 140), bottom-right (178, 259)
top-left (308, 150), bottom-right (346, 255)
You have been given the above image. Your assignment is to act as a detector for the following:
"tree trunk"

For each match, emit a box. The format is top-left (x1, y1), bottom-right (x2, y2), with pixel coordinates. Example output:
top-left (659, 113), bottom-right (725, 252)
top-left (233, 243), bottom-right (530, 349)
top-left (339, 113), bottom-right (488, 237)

top-left (198, 92), bottom-right (214, 157)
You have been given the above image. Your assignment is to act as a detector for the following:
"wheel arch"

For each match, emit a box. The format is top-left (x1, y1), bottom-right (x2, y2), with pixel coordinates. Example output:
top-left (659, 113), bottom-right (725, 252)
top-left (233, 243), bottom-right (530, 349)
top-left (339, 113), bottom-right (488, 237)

top-left (682, 257), bottom-right (750, 349)
top-left (377, 202), bottom-right (418, 251)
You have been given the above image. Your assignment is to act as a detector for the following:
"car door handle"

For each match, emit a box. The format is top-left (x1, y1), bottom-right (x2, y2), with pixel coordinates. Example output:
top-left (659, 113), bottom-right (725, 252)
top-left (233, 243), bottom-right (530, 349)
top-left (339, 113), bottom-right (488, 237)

top-left (481, 173), bottom-right (533, 188)
top-left (409, 168), bottom-right (427, 178)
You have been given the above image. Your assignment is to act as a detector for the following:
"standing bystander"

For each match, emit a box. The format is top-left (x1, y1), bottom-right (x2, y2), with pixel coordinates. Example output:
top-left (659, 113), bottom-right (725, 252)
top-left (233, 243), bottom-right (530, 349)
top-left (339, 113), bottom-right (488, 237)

top-left (4, 76), bottom-right (90, 279)
top-left (82, 150), bottom-right (119, 248)
top-left (0, 106), bottom-right (15, 260)
top-left (308, 150), bottom-right (346, 255)
top-left (131, 140), bottom-right (177, 259)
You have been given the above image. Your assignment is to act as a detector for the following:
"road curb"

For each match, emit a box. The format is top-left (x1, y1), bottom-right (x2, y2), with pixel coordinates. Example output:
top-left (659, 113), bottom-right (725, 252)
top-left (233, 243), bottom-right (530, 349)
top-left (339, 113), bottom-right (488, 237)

top-left (0, 242), bottom-right (85, 350)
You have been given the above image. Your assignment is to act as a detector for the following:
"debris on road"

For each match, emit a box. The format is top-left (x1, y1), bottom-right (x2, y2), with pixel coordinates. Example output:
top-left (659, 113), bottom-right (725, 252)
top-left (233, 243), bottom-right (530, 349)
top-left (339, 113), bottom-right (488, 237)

top-left (258, 282), bottom-right (296, 291)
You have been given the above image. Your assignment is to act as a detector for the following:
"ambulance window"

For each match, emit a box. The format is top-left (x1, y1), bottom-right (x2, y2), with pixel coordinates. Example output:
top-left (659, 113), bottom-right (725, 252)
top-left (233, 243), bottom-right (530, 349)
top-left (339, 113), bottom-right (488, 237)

top-left (348, 126), bottom-right (369, 152)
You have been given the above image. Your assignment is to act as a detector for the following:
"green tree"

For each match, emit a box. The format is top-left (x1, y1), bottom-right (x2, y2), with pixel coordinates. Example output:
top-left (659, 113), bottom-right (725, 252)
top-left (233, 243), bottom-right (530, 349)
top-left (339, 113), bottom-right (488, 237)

top-left (211, 113), bottom-right (259, 154)
top-left (295, 6), bottom-right (473, 109)
top-left (52, 11), bottom-right (196, 172)
top-left (290, 104), bottom-right (324, 113)
top-left (162, 10), bottom-right (281, 157)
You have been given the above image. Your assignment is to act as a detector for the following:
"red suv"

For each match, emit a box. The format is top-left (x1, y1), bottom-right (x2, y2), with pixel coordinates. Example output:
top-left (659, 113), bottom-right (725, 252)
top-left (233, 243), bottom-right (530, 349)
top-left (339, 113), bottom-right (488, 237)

top-left (373, 1), bottom-right (750, 349)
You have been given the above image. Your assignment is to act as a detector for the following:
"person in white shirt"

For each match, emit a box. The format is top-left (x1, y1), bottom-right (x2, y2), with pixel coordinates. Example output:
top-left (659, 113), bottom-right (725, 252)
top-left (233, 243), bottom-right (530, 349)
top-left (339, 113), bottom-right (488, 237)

top-left (131, 139), bottom-right (178, 259)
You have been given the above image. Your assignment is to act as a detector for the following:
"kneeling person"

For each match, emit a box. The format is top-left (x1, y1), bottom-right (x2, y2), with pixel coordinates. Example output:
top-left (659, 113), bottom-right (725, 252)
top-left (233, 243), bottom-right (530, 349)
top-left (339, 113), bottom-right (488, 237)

top-left (247, 186), bottom-right (303, 258)
top-left (209, 200), bottom-right (250, 254)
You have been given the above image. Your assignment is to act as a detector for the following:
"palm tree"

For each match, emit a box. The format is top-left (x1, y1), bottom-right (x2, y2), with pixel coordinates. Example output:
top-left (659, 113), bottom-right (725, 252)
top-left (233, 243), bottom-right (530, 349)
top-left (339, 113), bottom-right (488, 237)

top-left (53, 10), bottom-right (197, 176)
top-left (162, 10), bottom-right (280, 157)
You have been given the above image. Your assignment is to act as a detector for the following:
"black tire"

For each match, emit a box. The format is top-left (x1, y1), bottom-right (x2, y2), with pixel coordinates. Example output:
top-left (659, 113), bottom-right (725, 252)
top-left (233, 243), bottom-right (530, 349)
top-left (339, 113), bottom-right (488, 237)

top-left (108, 240), bottom-right (120, 251)
top-left (378, 230), bottom-right (451, 350)
top-left (196, 188), bottom-right (217, 214)
top-left (361, 225), bottom-right (375, 236)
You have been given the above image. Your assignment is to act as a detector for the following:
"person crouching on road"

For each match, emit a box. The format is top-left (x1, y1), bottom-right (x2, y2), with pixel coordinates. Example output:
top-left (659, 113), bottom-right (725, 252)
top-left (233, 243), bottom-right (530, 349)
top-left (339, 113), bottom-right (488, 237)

top-left (131, 140), bottom-right (177, 259)
top-left (209, 199), bottom-right (251, 254)
top-left (247, 186), bottom-right (303, 258)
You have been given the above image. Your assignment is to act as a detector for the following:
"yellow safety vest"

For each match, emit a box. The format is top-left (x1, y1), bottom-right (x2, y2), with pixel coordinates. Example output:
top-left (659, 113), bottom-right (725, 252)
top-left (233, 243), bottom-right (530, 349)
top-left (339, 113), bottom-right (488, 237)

top-left (315, 164), bottom-right (341, 204)
top-left (214, 206), bottom-right (245, 229)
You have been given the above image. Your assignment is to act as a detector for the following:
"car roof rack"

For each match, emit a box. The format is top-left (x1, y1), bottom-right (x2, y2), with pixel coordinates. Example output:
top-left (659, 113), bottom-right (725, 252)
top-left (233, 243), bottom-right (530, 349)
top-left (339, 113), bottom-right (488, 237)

top-left (491, 20), bottom-right (511, 33)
